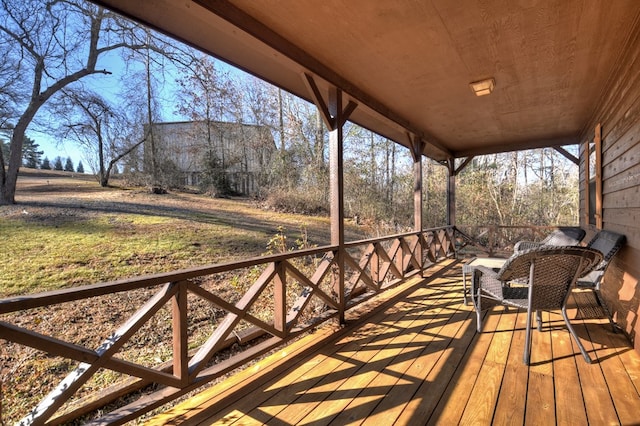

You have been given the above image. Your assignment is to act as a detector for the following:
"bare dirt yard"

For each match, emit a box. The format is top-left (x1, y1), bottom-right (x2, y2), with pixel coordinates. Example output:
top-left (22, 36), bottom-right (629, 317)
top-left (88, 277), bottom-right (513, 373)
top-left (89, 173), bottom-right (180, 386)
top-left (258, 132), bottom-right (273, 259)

top-left (0, 169), bottom-right (370, 424)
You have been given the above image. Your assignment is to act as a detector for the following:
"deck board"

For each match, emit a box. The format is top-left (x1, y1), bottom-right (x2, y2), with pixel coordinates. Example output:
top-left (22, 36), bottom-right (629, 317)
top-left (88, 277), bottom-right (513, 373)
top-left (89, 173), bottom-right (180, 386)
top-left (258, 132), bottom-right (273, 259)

top-left (147, 259), bottom-right (640, 425)
top-left (492, 310), bottom-right (528, 425)
top-left (427, 307), bottom-right (503, 425)
top-left (458, 309), bottom-right (516, 425)
top-left (551, 322), bottom-right (588, 426)
top-left (392, 307), bottom-right (474, 424)
top-left (575, 322), bottom-right (621, 424)
top-left (358, 295), bottom-right (465, 425)
top-left (589, 320), bottom-right (640, 425)
top-left (276, 281), bottom-right (451, 425)
top-left (331, 291), bottom-right (449, 425)
top-left (526, 312), bottom-right (556, 425)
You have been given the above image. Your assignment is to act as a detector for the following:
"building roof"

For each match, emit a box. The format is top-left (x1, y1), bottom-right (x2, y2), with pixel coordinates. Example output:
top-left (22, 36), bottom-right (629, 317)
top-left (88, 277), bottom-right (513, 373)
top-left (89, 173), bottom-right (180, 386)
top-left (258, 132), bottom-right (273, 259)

top-left (94, 0), bottom-right (640, 161)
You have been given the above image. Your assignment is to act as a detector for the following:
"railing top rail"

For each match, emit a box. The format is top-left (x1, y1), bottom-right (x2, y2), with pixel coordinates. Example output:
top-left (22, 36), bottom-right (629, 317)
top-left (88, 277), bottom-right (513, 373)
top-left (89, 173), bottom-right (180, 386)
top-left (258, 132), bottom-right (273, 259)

top-left (0, 225), bottom-right (458, 314)
top-left (344, 226), bottom-right (455, 247)
top-left (457, 224), bottom-right (576, 230)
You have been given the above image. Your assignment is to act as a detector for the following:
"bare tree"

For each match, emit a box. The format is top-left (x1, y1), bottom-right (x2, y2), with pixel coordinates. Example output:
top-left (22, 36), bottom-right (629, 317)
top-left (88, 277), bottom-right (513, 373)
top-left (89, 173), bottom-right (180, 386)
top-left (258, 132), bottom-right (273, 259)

top-left (0, 49), bottom-right (19, 172)
top-left (0, 0), bottom-right (173, 204)
top-left (118, 33), bottom-right (171, 188)
top-left (175, 55), bottom-right (240, 195)
top-left (56, 88), bottom-right (144, 186)
top-left (237, 75), bottom-right (280, 190)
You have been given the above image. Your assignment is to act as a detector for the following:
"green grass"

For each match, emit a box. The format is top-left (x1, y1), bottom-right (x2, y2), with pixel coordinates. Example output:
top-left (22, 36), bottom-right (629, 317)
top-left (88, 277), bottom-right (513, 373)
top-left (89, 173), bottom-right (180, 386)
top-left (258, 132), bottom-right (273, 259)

top-left (0, 211), bottom-right (273, 296)
top-left (0, 170), bottom-right (369, 297)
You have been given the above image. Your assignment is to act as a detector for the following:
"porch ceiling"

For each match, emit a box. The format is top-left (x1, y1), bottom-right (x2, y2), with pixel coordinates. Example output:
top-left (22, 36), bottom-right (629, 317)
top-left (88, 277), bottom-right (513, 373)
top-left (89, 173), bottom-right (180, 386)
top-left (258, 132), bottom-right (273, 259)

top-left (94, 0), bottom-right (640, 162)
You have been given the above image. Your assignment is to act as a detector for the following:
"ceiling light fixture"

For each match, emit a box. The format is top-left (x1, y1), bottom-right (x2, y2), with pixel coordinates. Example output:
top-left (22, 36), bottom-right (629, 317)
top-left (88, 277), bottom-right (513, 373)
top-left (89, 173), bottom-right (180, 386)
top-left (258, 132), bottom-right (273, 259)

top-left (469, 78), bottom-right (495, 96)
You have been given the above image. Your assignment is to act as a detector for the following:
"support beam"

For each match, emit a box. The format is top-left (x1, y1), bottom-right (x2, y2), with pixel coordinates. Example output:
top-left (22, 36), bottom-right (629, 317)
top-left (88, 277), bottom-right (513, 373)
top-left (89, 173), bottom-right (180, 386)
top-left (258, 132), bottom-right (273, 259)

top-left (443, 156), bottom-right (473, 227)
top-left (554, 146), bottom-right (579, 165)
top-left (447, 159), bottom-right (456, 226)
top-left (594, 123), bottom-right (603, 229)
top-left (303, 73), bottom-right (333, 129)
top-left (455, 135), bottom-right (580, 158)
top-left (455, 156), bottom-right (474, 175)
top-left (329, 87), bottom-right (345, 323)
top-left (410, 135), bottom-right (425, 273)
top-left (584, 140), bottom-right (590, 227)
top-left (409, 134), bottom-right (424, 233)
top-left (305, 75), bottom-right (357, 324)
top-left (172, 282), bottom-right (189, 386)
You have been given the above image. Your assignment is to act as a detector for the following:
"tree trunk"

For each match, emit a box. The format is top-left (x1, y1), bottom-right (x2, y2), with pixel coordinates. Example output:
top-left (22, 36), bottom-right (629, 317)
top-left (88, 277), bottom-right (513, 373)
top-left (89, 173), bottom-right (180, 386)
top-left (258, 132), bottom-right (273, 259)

top-left (145, 44), bottom-right (159, 188)
top-left (278, 89), bottom-right (286, 154)
top-left (1, 105), bottom-right (39, 204)
top-left (390, 141), bottom-right (396, 206)
top-left (314, 108), bottom-right (325, 171)
top-left (98, 123), bottom-right (107, 187)
top-left (369, 132), bottom-right (376, 186)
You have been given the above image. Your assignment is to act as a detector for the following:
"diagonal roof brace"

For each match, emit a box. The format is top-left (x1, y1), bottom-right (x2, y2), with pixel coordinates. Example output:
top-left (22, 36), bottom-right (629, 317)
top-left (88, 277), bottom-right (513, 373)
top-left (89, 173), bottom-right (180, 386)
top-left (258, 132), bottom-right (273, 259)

top-left (304, 73), bottom-right (358, 131)
top-left (554, 146), bottom-right (579, 165)
top-left (193, 0), bottom-right (450, 160)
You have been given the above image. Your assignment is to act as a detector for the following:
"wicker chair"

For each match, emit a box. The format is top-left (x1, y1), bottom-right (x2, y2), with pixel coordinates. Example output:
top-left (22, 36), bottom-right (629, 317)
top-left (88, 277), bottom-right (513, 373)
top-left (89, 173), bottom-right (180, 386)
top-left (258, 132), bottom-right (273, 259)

top-left (513, 227), bottom-right (586, 253)
top-left (472, 246), bottom-right (602, 364)
top-left (576, 230), bottom-right (626, 331)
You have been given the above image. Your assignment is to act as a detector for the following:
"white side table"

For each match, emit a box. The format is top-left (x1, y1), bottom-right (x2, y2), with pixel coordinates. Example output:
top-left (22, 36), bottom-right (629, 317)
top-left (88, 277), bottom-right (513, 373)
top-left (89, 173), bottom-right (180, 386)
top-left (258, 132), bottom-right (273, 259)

top-left (462, 257), bottom-right (507, 305)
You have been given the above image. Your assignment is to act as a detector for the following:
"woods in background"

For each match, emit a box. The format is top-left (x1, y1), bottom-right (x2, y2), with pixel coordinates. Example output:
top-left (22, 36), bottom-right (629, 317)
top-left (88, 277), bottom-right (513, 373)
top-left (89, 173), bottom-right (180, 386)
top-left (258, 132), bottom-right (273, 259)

top-left (0, 0), bottom-right (579, 230)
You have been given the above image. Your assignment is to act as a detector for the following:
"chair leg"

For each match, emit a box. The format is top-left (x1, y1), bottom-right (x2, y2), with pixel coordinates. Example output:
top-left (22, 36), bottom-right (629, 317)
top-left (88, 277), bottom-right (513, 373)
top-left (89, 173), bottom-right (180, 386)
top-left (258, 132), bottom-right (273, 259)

top-left (476, 308), bottom-right (483, 333)
top-left (536, 309), bottom-right (543, 331)
top-left (463, 271), bottom-right (468, 305)
top-left (524, 309), bottom-right (533, 365)
top-left (474, 288), bottom-right (483, 333)
top-left (592, 288), bottom-right (618, 333)
top-left (562, 305), bottom-right (592, 363)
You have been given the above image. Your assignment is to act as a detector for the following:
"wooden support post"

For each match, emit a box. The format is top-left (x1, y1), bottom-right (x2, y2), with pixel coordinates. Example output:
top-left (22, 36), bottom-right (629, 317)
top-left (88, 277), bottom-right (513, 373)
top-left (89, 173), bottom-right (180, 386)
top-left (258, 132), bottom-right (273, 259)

top-left (328, 87), bottom-right (346, 323)
top-left (584, 140), bottom-right (590, 227)
top-left (584, 123), bottom-right (603, 229)
top-left (410, 135), bottom-right (424, 233)
top-left (273, 261), bottom-right (286, 333)
top-left (554, 145), bottom-right (579, 165)
top-left (371, 248), bottom-right (380, 287)
top-left (172, 281), bottom-right (189, 386)
top-left (447, 158), bottom-right (456, 227)
top-left (410, 135), bottom-right (424, 272)
top-left (303, 74), bottom-right (357, 324)
top-left (595, 123), bottom-right (603, 229)
top-left (328, 88), bottom-right (344, 248)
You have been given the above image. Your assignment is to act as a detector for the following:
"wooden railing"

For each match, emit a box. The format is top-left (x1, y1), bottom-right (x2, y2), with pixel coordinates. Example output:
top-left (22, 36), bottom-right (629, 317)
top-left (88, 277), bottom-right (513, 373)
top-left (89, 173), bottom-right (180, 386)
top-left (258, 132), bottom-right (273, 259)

top-left (454, 225), bottom-right (566, 257)
top-left (0, 226), bottom-right (459, 425)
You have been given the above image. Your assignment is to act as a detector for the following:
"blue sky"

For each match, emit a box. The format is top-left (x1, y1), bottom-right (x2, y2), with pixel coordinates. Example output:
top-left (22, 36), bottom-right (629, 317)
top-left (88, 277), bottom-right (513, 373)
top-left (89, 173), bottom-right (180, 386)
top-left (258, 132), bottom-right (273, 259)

top-left (31, 50), bottom-right (127, 168)
top-left (30, 48), bottom-right (187, 171)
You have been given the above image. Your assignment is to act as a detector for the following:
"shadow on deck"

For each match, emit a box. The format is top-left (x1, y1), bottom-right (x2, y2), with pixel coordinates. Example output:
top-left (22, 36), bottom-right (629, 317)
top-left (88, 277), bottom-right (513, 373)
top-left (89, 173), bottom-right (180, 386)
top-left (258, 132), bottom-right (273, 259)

top-left (146, 259), bottom-right (640, 425)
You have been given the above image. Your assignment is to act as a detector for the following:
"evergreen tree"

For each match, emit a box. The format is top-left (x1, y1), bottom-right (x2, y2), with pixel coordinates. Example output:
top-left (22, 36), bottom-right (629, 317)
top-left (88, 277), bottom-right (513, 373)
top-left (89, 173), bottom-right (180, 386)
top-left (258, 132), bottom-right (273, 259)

top-left (22, 137), bottom-right (43, 168)
top-left (41, 157), bottom-right (51, 170)
top-left (76, 161), bottom-right (85, 173)
top-left (64, 157), bottom-right (74, 172)
top-left (53, 156), bottom-right (63, 171)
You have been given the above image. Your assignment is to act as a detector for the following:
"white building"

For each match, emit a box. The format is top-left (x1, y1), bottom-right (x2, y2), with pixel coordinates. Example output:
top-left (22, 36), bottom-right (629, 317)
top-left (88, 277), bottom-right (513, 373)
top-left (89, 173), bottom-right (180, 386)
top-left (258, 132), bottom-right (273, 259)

top-left (144, 121), bottom-right (275, 195)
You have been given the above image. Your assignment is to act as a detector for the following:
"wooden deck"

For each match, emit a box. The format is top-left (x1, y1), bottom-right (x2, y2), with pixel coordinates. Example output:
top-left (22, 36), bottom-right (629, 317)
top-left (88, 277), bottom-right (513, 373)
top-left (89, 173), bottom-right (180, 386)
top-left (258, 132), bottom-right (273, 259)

top-left (146, 259), bottom-right (640, 425)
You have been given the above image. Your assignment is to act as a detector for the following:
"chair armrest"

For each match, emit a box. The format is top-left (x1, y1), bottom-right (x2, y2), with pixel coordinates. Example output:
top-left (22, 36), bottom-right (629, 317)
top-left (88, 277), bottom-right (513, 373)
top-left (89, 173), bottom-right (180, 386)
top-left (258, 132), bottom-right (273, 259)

top-left (576, 270), bottom-right (604, 289)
